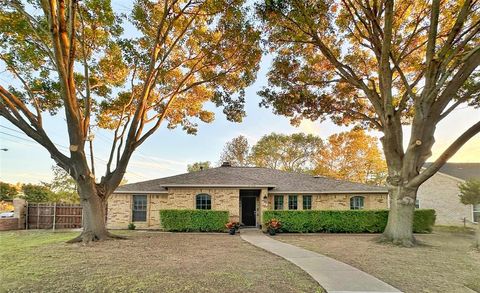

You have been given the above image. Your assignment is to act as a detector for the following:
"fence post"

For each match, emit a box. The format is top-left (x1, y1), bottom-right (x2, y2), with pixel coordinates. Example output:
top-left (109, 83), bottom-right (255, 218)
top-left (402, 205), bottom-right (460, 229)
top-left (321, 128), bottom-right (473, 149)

top-left (37, 203), bottom-right (40, 229)
top-left (25, 201), bottom-right (29, 230)
top-left (52, 202), bottom-right (57, 231)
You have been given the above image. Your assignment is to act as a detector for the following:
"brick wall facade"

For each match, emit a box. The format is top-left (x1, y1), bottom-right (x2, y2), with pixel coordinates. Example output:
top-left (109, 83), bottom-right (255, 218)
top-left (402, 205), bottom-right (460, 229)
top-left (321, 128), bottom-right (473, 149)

top-left (0, 218), bottom-right (19, 231)
top-left (267, 193), bottom-right (388, 210)
top-left (107, 188), bottom-right (388, 229)
top-left (417, 172), bottom-right (474, 226)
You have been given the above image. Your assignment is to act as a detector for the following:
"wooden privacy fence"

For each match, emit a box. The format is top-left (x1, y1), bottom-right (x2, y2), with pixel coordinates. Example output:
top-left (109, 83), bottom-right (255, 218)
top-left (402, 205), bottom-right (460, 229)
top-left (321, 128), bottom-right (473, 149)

top-left (26, 203), bottom-right (83, 229)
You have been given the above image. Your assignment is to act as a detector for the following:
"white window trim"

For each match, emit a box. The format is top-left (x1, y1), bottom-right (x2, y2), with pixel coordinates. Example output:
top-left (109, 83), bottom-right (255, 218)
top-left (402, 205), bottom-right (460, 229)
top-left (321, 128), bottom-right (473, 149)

top-left (350, 196), bottom-right (365, 210)
top-left (195, 193), bottom-right (212, 210)
top-left (132, 194), bottom-right (148, 223)
top-left (472, 204), bottom-right (479, 223)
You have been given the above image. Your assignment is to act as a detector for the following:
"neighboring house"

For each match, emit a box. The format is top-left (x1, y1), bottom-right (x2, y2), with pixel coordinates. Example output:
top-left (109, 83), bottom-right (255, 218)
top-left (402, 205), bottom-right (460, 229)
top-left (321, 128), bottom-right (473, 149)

top-left (417, 163), bottom-right (480, 226)
top-left (107, 162), bottom-right (388, 229)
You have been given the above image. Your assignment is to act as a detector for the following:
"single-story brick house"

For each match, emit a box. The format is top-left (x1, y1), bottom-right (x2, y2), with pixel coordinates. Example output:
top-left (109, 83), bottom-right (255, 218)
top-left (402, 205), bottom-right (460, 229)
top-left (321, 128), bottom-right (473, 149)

top-left (417, 163), bottom-right (480, 226)
top-left (107, 162), bottom-right (388, 229)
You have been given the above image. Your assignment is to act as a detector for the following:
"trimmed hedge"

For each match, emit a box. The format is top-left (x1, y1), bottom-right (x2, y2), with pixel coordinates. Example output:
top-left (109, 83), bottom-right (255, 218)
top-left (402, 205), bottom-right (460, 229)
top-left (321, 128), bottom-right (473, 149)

top-left (263, 209), bottom-right (436, 233)
top-left (160, 209), bottom-right (229, 232)
top-left (413, 209), bottom-right (437, 233)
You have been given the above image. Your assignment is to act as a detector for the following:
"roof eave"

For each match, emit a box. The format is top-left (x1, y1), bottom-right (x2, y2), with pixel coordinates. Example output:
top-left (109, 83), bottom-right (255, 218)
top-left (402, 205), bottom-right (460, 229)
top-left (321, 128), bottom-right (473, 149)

top-left (114, 190), bottom-right (168, 194)
top-left (268, 190), bottom-right (388, 194)
top-left (161, 184), bottom-right (276, 188)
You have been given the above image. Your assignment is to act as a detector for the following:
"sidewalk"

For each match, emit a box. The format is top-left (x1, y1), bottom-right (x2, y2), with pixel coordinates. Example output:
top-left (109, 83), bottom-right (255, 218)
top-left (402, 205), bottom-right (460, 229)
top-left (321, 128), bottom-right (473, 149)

top-left (240, 230), bottom-right (401, 293)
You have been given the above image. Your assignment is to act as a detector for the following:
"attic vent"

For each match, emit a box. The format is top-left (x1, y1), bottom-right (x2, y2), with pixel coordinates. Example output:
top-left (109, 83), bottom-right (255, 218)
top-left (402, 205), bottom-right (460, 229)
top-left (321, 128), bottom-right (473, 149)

top-left (221, 161), bottom-right (232, 167)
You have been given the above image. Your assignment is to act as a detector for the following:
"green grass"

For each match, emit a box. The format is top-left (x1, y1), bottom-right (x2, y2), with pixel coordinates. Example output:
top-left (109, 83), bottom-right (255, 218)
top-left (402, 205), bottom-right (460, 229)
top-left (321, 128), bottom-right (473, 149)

top-left (0, 230), bottom-right (323, 292)
top-left (275, 229), bottom-right (480, 293)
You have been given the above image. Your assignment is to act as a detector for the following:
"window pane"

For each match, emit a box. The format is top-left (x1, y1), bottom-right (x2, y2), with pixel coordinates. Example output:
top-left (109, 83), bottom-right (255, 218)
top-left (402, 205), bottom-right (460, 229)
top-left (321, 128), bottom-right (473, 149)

top-left (415, 199), bottom-right (420, 209)
top-left (274, 196), bottom-right (284, 210)
top-left (303, 195), bottom-right (312, 210)
top-left (132, 211), bottom-right (146, 222)
top-left (196, 194), bottom-right (211, 210)
top-left (350, 196), bottom-right (364, 210)
top-left (474, 204), bottom-right (479, 223)
top-left (132, 195), bottom-right (147, 222)
top-left (288, 195), bottom-right (298, 210)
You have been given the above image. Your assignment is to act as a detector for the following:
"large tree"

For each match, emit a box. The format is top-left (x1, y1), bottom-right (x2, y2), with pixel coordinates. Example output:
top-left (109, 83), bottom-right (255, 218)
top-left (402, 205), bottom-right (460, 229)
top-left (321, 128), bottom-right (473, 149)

top-left (258, 0), bottom-right (480, 245)
top-left (458, 179), bottom-right (480, 248)
top-left (219, 135), bottom-right (251, 166)
top-left (0, 0), bottom-right (261, 242)
top-left (250, 133), bottom-right (322, 172)
top-left (314, 129), bottom-right (387, 185)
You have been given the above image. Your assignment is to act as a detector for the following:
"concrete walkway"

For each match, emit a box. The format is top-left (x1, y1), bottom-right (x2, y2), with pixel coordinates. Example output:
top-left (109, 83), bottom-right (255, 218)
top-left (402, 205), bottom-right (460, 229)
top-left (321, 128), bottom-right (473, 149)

top-left (240, 230), bottom-right (401, 293)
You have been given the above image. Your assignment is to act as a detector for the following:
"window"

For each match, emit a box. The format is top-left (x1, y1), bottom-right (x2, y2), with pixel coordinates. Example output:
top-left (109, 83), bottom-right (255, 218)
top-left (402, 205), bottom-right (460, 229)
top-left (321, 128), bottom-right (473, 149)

top-left (196, 194), bottom-right (211, 210)
top-left (350, 196), bottom-right (364, 210)
top-left (474, 204), bottom-right (480, 223)
top-left (274, 195), bottom-right (284, 210)
top-left (303, 195), bottom-right (312, 210)
top-left (288, 195), bottom-right (298, 210)
top-left (132, 195), bottom-right (147, 222)
top-left (415, 199), bottom-right (420, 209)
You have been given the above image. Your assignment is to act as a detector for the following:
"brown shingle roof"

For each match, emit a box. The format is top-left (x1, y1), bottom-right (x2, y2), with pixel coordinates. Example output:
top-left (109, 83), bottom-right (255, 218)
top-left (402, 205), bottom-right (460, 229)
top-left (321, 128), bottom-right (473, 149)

top-left (116, 166), bottom-right (387, 194)
top-left (424, 162), bottom-right (480, 181)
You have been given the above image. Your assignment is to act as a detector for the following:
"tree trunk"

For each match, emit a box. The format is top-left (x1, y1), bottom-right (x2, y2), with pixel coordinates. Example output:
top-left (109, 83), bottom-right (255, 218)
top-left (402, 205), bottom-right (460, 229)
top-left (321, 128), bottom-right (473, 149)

top-left (67, 179), bottom-right (122, 243)
top-left (381, 186), bottom-right (418, 247)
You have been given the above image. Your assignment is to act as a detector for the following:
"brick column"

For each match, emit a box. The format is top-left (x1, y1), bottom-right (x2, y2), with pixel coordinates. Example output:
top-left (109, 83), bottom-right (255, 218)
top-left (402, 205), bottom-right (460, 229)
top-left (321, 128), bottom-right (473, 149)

top-left (13, 198), bottom-right (26, 229)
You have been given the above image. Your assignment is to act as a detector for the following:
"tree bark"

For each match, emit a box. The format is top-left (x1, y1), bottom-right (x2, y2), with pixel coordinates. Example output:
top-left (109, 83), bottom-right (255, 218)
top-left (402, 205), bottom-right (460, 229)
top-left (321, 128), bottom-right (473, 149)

top-left (67, 179), bottom-right (122, 243)
top-left (381, 185), bottom-right (418, 247)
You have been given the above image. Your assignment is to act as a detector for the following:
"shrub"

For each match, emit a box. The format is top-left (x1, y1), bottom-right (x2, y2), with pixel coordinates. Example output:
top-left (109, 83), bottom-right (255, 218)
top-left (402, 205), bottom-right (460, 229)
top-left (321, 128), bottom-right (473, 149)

top-left (413, 209), bottom-right (437, 233)
top-left (263, 209), bottom-right (435, 233)
top-left (160, 209), bottom-right (229, 232)
top-left (127, 223), bottom-right (136, 230)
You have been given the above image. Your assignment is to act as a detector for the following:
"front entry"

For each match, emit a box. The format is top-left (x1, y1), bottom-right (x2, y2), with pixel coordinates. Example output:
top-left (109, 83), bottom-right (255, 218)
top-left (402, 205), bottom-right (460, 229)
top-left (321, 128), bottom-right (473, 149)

top-left (241, 194), bottom-right (257, 226)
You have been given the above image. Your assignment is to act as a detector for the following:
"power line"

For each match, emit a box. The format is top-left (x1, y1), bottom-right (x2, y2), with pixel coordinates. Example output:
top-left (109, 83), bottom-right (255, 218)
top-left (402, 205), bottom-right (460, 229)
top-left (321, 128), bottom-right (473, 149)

top-left (1, 125), bottom-right (183, 173)
top-left (0, 128), bottom-right (149, 180)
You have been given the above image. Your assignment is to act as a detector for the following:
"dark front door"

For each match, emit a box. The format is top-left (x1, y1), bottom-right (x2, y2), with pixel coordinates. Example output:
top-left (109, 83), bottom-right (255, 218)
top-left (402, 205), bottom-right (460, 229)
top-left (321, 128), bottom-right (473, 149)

top-left (242, 197), bottom-right (256, 226)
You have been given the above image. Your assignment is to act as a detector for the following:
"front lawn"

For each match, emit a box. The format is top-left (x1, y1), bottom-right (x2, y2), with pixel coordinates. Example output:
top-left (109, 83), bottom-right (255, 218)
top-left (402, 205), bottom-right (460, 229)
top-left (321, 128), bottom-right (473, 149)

top-left (275, 227), bottom-right (480, 293)
top-left (0, 230), bottom-right (322, 292)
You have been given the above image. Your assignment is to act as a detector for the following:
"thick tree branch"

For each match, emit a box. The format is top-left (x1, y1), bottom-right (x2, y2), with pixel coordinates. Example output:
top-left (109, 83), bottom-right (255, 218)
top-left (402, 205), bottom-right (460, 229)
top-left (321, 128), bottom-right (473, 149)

top-left (407, 120), bottom-right (480, 188)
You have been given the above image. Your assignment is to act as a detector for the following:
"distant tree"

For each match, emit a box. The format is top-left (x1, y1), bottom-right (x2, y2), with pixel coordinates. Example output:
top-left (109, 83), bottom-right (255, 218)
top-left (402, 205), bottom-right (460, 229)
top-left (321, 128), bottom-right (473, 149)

top-left (48, 165), bottom-right (79, 203)
top-left (219, 135), bottom-right (251, 166)
top-left (314, 129), bottom-right (387, 185)
top-left (187, 161), bottom-right (211, 172)
top-left (21, 183), bottom-right (54, 202)
top-left (119, 178), bottom-right (128, 186)
top-left (0, 182), bottom-right (18, 200)
top-left (458, 179), bottom-right (480, 249)
top-left (250, 133), bottom-right (322, 172)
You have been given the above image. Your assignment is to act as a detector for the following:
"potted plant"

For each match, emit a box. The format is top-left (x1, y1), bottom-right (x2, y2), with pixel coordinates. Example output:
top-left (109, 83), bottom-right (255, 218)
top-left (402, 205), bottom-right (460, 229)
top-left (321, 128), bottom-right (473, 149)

top-left (225, 221), bottom-right (240, 235)
top-left (266, 218), bottom-right (282, 236)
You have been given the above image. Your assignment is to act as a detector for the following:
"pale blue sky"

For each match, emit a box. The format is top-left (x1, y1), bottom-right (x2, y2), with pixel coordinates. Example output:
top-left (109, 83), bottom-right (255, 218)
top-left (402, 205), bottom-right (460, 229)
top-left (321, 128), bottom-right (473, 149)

top-left (0, 1), bottom-right (479, 184)
top-left (1, 54), bottom-right (479, 184)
